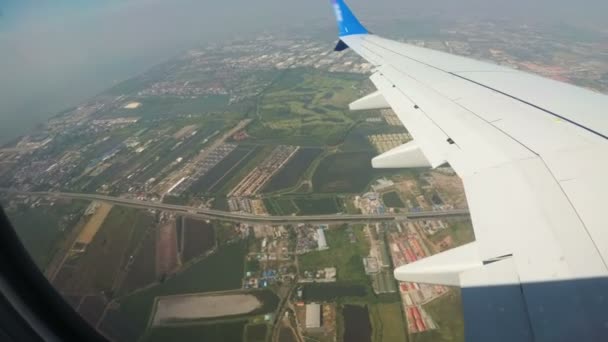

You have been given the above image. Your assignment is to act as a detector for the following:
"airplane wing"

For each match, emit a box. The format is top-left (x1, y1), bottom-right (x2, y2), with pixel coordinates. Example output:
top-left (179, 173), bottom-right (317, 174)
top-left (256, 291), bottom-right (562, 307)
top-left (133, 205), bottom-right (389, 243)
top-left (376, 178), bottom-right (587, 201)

top-left (329, 1), bottom-right (608, 341)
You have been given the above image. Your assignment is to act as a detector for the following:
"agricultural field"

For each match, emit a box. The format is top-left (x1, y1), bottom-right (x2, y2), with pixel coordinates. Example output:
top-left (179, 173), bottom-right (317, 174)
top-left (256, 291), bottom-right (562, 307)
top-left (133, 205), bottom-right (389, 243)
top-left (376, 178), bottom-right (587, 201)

top-left (262, 148), bottom-right (322, 193)
top-left (301, 283), bottom-right (368, 302)
top-left (263, 196), bottom-right (342, 216)
top-left (143, 321), bottom-right (247, 342)
top-left (156, 219), bottom-right (179, 278)
top-left (410, 290), bottom-right (465, 342)
top-left (247, 69), bottom-right (366, 146)
top-left (99, 305), bottom-right (141, 342)
top-left (76, 202), bottom-right (112, 245)
top-left (368, 303), bottom-right (408, 342)
top-left (111, 241), bottom-right (247, 338)
top-left (5, 199), bottom-right (87, 270)
top-left (245, 324), bottom-right (268, 342)
top-left (119, 228), bottom-right (157, 296)
top-left (53, 206), bottom-right (140, 294)
top-left (293, 197), bottom-right (342, 215)
top-left (180, 217), bottom-right (216, 264)
top-left (298, 225), bottom-right (370, 283)
top-left (77, 295), bottom-right (107, 327)
top-left (427, 219), bottom-right (475, 249)
top-left (263, 198), bottom-right (299, 216)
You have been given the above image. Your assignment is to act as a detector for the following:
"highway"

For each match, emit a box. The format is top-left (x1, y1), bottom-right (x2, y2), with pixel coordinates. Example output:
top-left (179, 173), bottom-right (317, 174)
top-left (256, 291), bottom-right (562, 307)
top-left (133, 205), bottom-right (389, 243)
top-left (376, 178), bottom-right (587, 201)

top-left (5, 191), bottom-right (470, 224)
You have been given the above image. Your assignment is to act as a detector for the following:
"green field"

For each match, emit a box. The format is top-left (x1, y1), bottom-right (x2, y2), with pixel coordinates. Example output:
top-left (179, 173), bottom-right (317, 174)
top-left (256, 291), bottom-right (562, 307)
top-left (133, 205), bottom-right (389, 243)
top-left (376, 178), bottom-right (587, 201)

top-left (248, 69), bottom-right (365, 146)
top-left (245, 323), bottom-right (269, 342)
top-left (301, 283), bottom-right (368, 301)
top-left (382, 191), bottom-right (405, 208)
top-left (6, 200), bottom-right (87, 270)
top-left (293, 197), bottom-right (342, 215)
top-left (298, 225), bottom-right (369, 283)
top-left (143, 321), bottom-right (246, 342)
top-left (312, 152), bottom-right (381, 193)
top-left (428, 220), bottom-right (476, 248)
top-left (57, 205), bottom-right (140, 294)
top-left (410, 290), bottom-right (465, 342)
top-left (264, 196), bottom-right (342, 215)
top-left (263, 198), bottom-right (298, 216)
top-left (369, 303), bottom-right (408, 342)
top-left (116, 241), bottom-right (247, 337)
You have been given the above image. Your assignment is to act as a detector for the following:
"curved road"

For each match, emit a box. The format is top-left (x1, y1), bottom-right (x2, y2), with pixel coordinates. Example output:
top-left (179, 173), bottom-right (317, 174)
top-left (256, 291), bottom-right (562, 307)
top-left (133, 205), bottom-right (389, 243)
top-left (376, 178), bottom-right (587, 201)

top-left (7, 191), bottom-right (470, 224)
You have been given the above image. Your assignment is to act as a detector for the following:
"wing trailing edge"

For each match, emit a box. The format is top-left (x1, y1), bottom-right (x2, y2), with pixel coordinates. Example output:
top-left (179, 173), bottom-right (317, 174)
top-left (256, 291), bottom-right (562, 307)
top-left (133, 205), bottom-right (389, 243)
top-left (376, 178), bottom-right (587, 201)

top-left (394, 241), bottom-right (483, 286)
top-left (371, 141), bottom-right (432, 169)
top-left (348, 90), bottom-right (390, 111)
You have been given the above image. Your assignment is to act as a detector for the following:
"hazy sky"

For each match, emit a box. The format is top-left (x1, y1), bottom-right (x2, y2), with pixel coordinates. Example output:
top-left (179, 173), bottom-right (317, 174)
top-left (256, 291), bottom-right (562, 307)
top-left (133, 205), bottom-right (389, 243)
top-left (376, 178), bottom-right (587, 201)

top-left (1, 0), bottom-right (607, 144)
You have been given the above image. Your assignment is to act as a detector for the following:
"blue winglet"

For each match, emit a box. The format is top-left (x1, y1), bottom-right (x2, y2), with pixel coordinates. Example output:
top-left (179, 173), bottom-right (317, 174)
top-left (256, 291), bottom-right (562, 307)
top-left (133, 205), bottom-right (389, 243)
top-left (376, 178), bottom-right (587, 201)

top-left (331, 0), bottom-right (368, 37)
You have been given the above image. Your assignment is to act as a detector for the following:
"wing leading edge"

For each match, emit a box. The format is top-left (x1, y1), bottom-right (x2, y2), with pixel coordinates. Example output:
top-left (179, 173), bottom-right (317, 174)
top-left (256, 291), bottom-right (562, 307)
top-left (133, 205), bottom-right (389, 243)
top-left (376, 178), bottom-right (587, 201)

top-left (329, 1), bottom-right (608, 341)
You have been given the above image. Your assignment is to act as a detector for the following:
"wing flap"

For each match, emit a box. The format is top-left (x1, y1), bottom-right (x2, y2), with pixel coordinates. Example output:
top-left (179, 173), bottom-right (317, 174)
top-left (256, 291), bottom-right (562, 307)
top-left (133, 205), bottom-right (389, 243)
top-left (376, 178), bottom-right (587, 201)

top-left (371, 140), bottom-right (432, 169)
top-left (394, 241), bottom-right (482, 287)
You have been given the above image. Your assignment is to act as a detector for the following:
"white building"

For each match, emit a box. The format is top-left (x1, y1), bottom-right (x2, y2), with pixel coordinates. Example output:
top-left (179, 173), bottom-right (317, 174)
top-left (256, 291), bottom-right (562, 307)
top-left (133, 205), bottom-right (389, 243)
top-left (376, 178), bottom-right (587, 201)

top-left (317, 228), bottom-right (328, 250)
top-left (305, 303), bottom-right (321, 329)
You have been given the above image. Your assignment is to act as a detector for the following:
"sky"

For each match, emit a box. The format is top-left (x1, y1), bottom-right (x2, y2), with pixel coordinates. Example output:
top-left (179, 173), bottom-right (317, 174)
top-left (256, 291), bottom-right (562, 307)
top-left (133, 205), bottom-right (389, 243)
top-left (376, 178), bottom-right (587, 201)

top-left (1, 0), bottom-right (607, 144)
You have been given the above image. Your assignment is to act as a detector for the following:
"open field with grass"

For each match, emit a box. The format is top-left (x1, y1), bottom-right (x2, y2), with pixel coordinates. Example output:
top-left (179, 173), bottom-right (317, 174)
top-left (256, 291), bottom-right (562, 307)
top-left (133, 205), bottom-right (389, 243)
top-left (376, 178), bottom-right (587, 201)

top-left (369, 303), bottom-right (408, 342)
top-left (180, 217), bottom-right (216, 263)
top-left (143, 321), bottom-right (246, 342)
top-left (427, 219), bottom-right (475, 248)
top-left (76, 202), bottom-right (113, 244)
top-left (263, 198), bottom-right (299, 216)
top-left (298, 225), bottom-right (370, 283)
top-left (54, 206), bottom-right (139, 294)
top-left (262, 194), bottom-right (343, 215)
top-left (245, 323), bottom-right (268, 342)
top-left (293, 197), bottom-right (342, 215)
top-left (6, 199), bottom-right (87, 270)
top-left (302, 283), bottom-right (368, 302)
top-left (119, 228), bottom-right (156, 296)
top-left (410, 289), bottom-right (464, 342)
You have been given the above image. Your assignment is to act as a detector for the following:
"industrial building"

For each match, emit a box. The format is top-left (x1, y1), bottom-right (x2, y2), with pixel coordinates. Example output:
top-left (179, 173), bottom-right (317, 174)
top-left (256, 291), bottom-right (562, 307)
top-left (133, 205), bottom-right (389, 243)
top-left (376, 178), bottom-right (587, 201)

top-left (317, 228), bottom-right (328, 250)
top-left (305, 303), bottom-right (322, 329)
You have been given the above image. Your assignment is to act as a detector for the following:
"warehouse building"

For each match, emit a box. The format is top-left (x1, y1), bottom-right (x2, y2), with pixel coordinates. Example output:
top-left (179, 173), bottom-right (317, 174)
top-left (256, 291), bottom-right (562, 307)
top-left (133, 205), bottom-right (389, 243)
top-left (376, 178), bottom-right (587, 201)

top-left (305, 303), bottom-right (322, 330)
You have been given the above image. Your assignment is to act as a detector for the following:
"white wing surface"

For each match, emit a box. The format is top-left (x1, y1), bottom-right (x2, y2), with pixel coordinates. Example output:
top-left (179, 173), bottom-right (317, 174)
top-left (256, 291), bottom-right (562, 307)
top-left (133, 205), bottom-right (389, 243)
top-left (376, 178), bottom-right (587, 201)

top-left (329, 1), bottom-right (608, 341)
